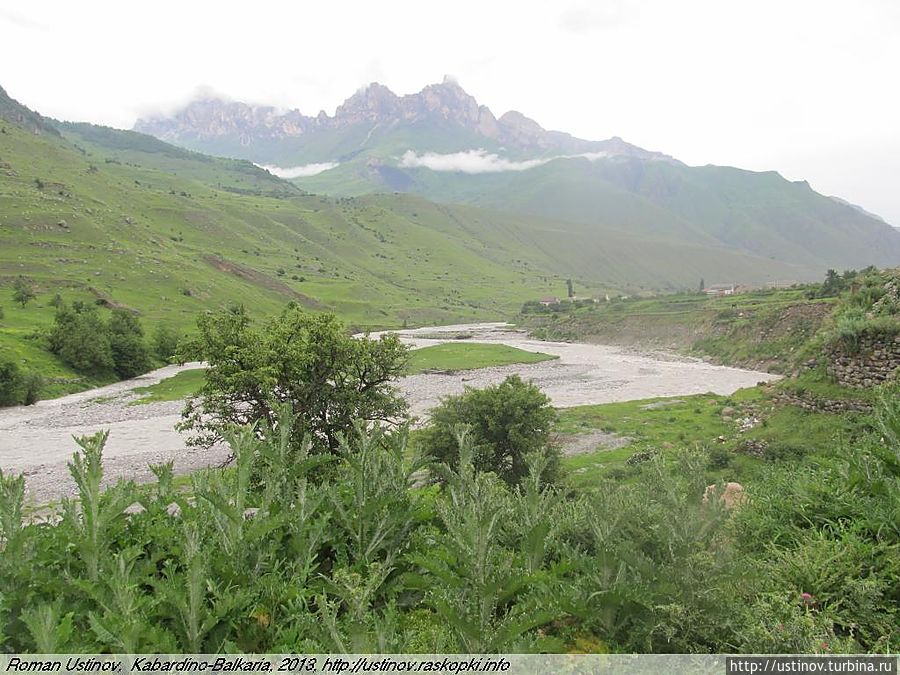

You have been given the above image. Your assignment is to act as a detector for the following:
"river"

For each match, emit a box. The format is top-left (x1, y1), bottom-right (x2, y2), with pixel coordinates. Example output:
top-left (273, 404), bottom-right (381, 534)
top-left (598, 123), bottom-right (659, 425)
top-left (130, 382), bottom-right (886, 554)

top-left (0, 323), bottom-right (777, 504)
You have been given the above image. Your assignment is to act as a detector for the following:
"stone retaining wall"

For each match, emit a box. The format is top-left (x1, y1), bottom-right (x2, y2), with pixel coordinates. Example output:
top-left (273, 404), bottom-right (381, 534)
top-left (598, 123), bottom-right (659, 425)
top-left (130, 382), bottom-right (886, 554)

top-left (775, 391), bottom-right (871, 414)
top-left (825, 332), bottom-right (900, 389)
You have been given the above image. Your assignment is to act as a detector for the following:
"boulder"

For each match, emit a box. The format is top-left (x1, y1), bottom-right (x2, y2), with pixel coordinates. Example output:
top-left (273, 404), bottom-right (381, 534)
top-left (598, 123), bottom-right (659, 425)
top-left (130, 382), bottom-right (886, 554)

top-left (703, 481), bottom-right (746, 508)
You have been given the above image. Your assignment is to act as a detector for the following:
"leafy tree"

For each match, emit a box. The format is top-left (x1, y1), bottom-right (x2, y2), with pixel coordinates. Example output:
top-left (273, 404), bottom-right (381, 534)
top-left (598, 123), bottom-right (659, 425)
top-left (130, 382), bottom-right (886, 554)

top-left (841, 269), bottom-right (857, 283)
top-left (12, 277), bottom-right (35, 308)
top-left (152, 324), bottom-right (182, 362)
top-left (107, 309), bottom-right (151, 378)
top-left (420, 375), bottom-right (558, 486)
top-left (821, 269), bottom-right (841, 296)
top-left (179, 304), bottom-right (409, 456)
top-left (48, 302), bottom-right (114, 374)
top-left (566, 278), bottom-right (574, 298)
top-left (699, 278), bottom-right (705, 292)
top-left (0, 358), bottom-right (24, 406)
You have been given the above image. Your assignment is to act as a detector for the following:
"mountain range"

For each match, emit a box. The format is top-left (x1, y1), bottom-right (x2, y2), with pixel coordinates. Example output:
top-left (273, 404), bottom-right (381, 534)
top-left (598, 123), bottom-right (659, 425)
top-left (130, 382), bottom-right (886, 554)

top-left (135, 77), bottom-right (669, 164)
top-left (134, 79), bottom-right (900, 273)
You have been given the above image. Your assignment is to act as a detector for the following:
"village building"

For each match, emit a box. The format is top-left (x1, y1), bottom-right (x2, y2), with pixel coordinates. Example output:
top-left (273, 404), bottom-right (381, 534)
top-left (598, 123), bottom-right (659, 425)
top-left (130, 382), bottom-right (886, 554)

top-left (704, 283), bottom-right (737, 297)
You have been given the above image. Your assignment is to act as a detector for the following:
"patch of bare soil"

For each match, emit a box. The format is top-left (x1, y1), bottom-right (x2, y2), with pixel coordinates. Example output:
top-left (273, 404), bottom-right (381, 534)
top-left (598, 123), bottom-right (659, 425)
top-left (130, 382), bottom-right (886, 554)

top-left (203, 254), bottom-right (321, 308)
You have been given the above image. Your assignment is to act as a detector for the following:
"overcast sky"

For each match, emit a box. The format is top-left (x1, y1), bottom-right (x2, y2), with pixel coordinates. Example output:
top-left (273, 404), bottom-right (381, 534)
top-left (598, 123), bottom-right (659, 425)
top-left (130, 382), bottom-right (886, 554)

top-left (2, 0), bottom-right (898, 225)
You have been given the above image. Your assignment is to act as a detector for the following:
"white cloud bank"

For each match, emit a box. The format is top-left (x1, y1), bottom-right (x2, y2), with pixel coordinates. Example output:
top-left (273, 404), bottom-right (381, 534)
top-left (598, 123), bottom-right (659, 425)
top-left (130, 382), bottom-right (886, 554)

top-left (258, 162), bottom-right (339, 178)
top-left (399, 148), bottom-right (611, 174)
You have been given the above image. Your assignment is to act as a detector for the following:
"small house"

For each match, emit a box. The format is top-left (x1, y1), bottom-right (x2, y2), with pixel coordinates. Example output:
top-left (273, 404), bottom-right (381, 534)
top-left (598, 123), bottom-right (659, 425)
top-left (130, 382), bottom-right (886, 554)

top-left (704, 283), bottom-right (737, 297)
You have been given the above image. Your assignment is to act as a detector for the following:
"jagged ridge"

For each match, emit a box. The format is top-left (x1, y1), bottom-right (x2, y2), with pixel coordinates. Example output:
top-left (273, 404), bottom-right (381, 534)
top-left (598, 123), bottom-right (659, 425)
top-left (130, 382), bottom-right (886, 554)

top-left (134, 77), bottom-right (669, 160)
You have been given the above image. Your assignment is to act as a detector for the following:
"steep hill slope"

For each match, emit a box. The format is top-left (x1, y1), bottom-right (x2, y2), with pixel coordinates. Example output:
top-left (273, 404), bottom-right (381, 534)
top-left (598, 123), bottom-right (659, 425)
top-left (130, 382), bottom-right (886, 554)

top-left (71, 113), bottom-right (822, 290)
top-left (303, 157), bottom-right (900, 271)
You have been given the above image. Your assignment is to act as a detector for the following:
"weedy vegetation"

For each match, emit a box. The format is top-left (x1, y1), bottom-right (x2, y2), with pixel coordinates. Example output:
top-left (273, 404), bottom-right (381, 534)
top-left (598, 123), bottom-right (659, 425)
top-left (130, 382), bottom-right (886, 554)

top-left (1, 305), bottom-right (897, 653)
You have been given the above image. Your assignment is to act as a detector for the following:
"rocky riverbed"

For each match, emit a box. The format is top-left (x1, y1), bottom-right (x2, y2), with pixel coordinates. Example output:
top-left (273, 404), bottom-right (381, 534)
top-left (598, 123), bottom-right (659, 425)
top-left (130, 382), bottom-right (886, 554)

top-left (0, 324), bottom-right (778, 504)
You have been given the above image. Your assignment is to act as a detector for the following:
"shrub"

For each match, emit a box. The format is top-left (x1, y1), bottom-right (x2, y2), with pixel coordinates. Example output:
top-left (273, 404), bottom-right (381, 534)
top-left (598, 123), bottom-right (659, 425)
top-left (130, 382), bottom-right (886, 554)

top-left (419, 375), bottom-right (558, 486)
top-left (763, 442), bottom-right (807, 462)
top-left (828, 307), bottom-right (869, 353)
top-left (0, 358), bottom-right (24, 406)
top-left (47, 302), bottom-right (114, 374)
top-left (152, 324), bottom-right (181, 362)
top-left (47, 304), bottom-right (151, 379)
top-left (0, 360), bottom-right (41, 407)
top-left (706, 446), bottom-right (732, 469)
top-left (626, 448), bottom-right (658, 465)
top-left (22, 372), bottom-right (42, 405)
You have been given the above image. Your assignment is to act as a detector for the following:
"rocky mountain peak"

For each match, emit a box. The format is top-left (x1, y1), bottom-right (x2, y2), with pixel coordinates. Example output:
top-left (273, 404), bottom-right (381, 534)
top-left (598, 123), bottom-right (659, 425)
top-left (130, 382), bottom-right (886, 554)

top-left (499, 110), bottom-right (541, 131)
top-left (334, 83), bottom-right (399, 122)
top-left (132, 79), bottom-right (669, 160)
top-left (404, 79), bottom-right (488, 129)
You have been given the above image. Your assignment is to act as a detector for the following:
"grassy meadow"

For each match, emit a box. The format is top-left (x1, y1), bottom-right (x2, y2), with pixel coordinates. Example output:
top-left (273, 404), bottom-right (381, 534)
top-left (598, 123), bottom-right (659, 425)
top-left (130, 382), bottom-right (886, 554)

top-left (404, 342), bottom-right (557, 374)
top-left (556, 386), bottom-right (866, 488)
top-left (129, 368), bottom-right (206, 405)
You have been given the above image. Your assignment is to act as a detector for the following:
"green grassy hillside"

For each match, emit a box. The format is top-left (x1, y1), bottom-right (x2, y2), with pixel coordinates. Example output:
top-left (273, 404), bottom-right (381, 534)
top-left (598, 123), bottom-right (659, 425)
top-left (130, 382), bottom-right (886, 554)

top-left (299, 155), bottom-right (900, 272)
top-left (0, 117), bottom-right (558, 391)
top-left (0, 113), bottom-right (786, 390)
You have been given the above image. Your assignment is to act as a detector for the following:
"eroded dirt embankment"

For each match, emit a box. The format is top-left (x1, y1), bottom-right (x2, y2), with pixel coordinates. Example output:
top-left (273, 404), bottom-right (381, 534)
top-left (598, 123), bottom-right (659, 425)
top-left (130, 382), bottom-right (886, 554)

top-left (518, 300), bottom-right (833, 373)
top-left (1, 324), bottom-right (778, 505)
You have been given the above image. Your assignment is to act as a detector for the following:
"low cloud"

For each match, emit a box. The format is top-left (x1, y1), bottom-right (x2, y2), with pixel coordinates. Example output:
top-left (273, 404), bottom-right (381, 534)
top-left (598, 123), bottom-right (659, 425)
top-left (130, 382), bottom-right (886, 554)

top-left (0, 8), bottom-right (49, 31)
top-left (259, 162), bottom-right (339, 178)
top-left (400, 149), bottom-right (548, 173)
top-left (576, 151), bottom-right (613, 161)
top-left (399, 149), bottom-right (611, 174)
